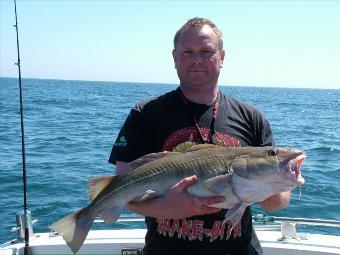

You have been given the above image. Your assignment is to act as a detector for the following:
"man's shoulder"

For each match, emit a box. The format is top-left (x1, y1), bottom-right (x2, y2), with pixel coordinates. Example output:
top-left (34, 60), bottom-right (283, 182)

top-left (133, 89), bottom-right (179, 113)
top-left (220, 92), bottom-right (263, 115)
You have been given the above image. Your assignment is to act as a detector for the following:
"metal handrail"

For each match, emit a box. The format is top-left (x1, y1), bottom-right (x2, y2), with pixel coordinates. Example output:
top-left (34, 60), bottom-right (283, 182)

top-left (94, 214), bottom-right (340, 228)
top-left (94, 215), bottom-right (145, 223)
top-left (253, 214), bottom-right (340, 228)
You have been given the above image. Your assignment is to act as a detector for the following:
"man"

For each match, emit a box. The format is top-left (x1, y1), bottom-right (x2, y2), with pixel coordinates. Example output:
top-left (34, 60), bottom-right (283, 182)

top-left (109, 17), bottom-right (290, 255)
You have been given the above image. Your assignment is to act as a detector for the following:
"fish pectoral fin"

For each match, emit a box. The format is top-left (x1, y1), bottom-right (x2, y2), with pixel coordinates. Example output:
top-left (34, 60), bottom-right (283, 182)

top-left (88, 176), bottom-right (116, 201)
top-left (203, 175), bottom-right (231, 194)
top-left (132, 189), bottom-right (158, 201)
top-left (128, 152), bottom-right (182, 170)
top-left (222, 203), bottom-right (249, 230)
top-left (98, 206), bottom-right (124, 224)
top-left (186, 144), bottom-right (220, 152)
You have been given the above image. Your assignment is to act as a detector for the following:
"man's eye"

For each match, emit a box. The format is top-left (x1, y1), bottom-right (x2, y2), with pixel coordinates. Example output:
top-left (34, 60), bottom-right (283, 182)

top-left (201, 50), bottom-right (213, 57)
top-left (182, 51), bottom-right (192, 56)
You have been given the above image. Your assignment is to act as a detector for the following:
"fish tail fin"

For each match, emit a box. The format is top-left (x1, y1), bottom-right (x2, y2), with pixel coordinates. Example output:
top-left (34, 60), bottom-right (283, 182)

top-left (50, 208), bottom-right (96, 254)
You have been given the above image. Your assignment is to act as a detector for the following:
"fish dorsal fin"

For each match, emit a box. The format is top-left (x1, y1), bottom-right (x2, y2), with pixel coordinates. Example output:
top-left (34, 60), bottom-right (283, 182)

top-left (128, 151), bottom-right (182, 170)
top-left (88, 176), bottom-right (116, 201)
top-left (173, 141), bottom-right (197, 153)
top-left (187, 144), bottom-right (220, 152)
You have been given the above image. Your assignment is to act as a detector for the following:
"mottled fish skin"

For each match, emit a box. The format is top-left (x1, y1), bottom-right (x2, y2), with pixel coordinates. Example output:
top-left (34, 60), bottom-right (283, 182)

top-left (50, 145), bottom-right (306, 253)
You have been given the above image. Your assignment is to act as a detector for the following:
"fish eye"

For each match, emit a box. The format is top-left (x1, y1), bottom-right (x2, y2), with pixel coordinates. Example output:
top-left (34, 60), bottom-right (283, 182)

top-left (268, 149), bottom-right (277, 156)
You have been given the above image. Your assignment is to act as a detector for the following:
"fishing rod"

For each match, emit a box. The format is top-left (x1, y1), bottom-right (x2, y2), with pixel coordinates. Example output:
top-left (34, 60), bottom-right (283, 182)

top-left (13, 0), bottom-right (31, 254)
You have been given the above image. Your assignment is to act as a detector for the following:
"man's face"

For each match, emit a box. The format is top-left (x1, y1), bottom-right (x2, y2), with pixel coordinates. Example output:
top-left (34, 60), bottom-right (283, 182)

top-left (173, 25), bottom-right (225, 92)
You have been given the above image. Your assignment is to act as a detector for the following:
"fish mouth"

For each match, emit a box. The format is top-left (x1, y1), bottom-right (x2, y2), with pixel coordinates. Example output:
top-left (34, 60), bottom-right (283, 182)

top-left (285, 151), bottom-right (306, 185)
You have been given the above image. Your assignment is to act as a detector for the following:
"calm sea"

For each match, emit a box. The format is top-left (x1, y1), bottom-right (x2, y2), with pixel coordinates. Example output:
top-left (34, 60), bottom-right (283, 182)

top-left (0, 77), bottom-right (339, 243)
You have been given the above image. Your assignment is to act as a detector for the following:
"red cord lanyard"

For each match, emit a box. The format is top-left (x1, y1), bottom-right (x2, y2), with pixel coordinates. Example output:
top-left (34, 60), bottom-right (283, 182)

top-left (179, 89), bottom-right (219, 144)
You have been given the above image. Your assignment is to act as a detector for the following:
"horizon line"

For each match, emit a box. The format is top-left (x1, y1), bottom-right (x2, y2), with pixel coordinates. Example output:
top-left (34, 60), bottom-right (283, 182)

top-left (1, 76), bottom-right (339, 91)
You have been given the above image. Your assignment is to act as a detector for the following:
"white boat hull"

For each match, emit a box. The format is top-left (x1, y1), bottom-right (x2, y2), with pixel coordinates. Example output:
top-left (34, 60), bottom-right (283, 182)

top-left (1, 225), bottom-right (340, 255)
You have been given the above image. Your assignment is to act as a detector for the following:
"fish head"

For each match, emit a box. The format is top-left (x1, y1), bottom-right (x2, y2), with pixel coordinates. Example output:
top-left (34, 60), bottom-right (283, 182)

top-left (231, 147), bottom-right (306, 186)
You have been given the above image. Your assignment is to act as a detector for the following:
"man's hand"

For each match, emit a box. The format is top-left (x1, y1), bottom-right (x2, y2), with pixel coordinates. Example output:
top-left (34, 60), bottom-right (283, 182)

top-left (127, 175), bottom-right (225, 219)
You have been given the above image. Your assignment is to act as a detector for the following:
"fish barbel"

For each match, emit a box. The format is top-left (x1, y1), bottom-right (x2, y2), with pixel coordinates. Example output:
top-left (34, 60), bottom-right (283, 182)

top-left (50, 144), bottom-right (306, 253)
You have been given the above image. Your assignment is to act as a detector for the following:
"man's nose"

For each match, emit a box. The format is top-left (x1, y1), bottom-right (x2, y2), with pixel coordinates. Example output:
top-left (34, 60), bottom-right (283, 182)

top-left (191, 52), bottom-right (203, 64)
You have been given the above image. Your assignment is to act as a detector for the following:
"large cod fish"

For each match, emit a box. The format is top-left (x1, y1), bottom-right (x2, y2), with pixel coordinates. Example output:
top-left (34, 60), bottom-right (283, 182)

top-left (51, 144), bottom-right (306, 253)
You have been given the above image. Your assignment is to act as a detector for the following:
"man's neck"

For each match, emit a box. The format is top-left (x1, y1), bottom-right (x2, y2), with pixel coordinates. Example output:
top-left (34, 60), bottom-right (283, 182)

top-left (180, 86), bottom-right (219, 104)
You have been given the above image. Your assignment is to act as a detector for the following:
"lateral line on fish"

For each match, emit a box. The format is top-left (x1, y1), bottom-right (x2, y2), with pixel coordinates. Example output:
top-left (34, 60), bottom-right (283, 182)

top-left (95, 159), bottom-right (193, 203)
top-left (97, 154), bottom-right (222, 204)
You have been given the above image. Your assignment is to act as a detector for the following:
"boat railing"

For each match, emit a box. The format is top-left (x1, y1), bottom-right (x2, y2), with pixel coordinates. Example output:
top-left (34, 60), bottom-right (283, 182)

top-left (94, 215), bottom-right (145, 223)
top-left (94, 214), bottom-right (340, 240)
top-left (252, 214), bottom-right (340, 228)
top-left (93, 213), bottom-right (340, 228)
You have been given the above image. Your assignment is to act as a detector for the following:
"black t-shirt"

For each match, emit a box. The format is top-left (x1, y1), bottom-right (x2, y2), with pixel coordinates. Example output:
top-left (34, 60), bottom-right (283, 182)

top-left (109, 87), bottom-right (274, 255)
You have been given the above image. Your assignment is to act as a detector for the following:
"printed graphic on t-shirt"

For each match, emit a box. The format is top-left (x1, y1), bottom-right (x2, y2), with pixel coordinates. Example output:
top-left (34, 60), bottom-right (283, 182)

top-left (114, 135), bottom-right (128, 147)
top-left (162, 127), bottom-right (240, 151)
top-left (156, 218), bottom-right (242, 242)
top-left (158, 127), bottom-right (242, 242)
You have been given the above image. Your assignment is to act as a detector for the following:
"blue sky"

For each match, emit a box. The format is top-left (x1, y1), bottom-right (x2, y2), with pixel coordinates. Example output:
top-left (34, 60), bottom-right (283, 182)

top-left (1, 0), bottom-right (339, 89)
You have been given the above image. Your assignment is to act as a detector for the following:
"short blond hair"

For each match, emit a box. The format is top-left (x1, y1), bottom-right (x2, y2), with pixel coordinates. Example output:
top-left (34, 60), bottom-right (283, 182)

top-left (174, 17), bottom-right (223, 49)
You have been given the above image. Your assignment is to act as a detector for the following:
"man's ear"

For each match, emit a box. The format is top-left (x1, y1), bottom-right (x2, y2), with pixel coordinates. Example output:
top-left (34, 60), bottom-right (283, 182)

top-left (220, 49), bottom-right (226, 68)
top-left (172, 49), bottom-right (177, 69)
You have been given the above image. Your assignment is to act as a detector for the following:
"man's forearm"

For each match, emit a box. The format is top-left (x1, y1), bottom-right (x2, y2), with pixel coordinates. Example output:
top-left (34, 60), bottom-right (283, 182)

top-left (125, 198), bottom-right (166, 218)
top-left (123, 176), bottom-right (225, 219)
top-left (259, 191), bottom-right (291, 211)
